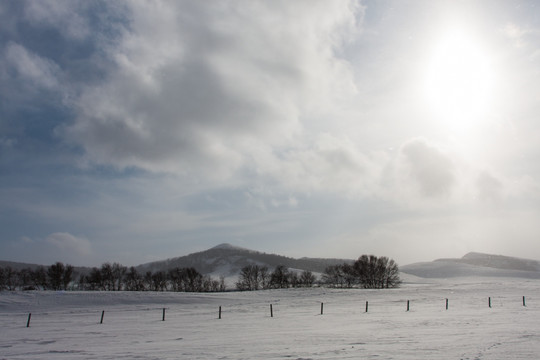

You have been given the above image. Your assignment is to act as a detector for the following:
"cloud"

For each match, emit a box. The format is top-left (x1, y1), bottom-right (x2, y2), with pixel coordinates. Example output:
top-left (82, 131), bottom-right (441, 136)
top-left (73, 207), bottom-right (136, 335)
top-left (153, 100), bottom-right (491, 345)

top-left (501, 23), bottom-right (540, 48)
top-left (258, 133), bottom-right (386, 196)
top-left (23, 0), bottom-right (91, 40)
top-left (46, 232), bottom-right (92, 257)
top-left (8, 232), bottom-right (94, 265)
top-left (0, 137), bottom-right (17, 148)
top-left (62, 1), bottom-right (362, 179)
top-left (475, 170), bottom-right (503, 203)
top-left (3, 42), bottom-right (61, 90)
top-left (398, 138), bottom-right (456, 198)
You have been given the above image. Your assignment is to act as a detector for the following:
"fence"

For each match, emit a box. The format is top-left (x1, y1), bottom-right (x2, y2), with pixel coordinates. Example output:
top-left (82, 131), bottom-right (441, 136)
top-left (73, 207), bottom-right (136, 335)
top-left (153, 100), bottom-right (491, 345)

top-left (11, 294), bottom-right (532, 328)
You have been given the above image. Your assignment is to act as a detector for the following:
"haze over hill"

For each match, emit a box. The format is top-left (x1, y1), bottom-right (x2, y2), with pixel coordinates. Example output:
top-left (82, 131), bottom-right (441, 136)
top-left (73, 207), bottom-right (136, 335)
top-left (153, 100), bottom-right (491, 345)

top-left (135, 243), bottom-right (350, 279)
top-left (4, 245), bottom-right (540, 282)
top-left (401, 252), bottom-right (540, 279)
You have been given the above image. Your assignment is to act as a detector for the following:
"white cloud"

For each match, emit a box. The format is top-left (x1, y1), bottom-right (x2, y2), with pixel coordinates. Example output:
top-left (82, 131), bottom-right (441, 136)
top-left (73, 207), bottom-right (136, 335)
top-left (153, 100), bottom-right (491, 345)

top-left (397, 138), bottom-right (456, 198)
top-left (19, 236), bottom-right (34, 244)
top-left (64, 1), bottom-right (362, 181)
top-left (46, 232), bottom-right (92, 257)
top-left (501, 23), bottom-right (540, 48)
top-left (9, 232), bottom-right (94, 265)
top-left (258, 133), bottom-right (386, 196)
top-left (4, 42), bottom-right (61, 90)
top-left (4, 0), bottom-right (540, 266)
top-left (475, 170), bottom-right (504, 203)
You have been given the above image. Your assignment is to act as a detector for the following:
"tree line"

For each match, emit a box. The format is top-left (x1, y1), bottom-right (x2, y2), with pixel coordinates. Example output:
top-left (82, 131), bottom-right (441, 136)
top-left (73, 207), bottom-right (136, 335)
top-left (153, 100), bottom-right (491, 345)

top-left (235, 264), bottom-right (317, 290)
top-left (236, 255), bottom-right (400, 290)
top-left (1, 254), bottom-right (400, 292)
top-left (0, 262), bottom-right (73, 291)
top-left (322, 255), bottom-right (401, 289)
top-left (0, 262), bottom-right (225, 292)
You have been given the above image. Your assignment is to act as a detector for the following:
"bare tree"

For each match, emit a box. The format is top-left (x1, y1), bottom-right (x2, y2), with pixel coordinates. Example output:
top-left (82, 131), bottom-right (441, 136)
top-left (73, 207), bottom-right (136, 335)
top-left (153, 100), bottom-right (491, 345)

top-left (259, 266), bottom-right (271, 289)
top-left (33, 267), bottom-right (48, 290)
top-left (270, 265), bottom-right (290, 289)
top-left (18, 268), bottom-right (34, 290)
top-left (353, 255), bottom-right (401, 289)
top-left (0, 267), bottom-right (5, 291)
top-left (125, 267), bottom-right (144, 291)
top-left (322, 265), bottom-right (345, 288)
top-left (111, 263), bottom-right (127, 291)
top-left (47, 262), bottom-right (65, 290)
top-left (236, 264), bottom-right (262, 291)
top-left (100, 263), bottom-right (115, 291)
top-left (322, 255), bottom-right (400, 289)
top-left (342, 263), bottom-right (357, 288)
top-left (151, 271), bottom-right (167, 291)
top-left (63, 264), bottom-right (74, 290)
top-left (143, 271), bottom-right (153, 290)
top-left (184, 267), bottom-right (203, 292)
top-left (299, 270), bottom-right (316, 287)
top-left (1, 266), bottom-right (18, 291)
top-left (218, 276), bottom-right (227, 292)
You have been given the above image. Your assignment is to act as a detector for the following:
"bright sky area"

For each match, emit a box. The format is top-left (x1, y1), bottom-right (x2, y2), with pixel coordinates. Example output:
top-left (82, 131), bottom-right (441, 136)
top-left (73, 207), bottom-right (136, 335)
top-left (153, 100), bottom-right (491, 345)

top-left (1, 0), bottom-right (540, 267)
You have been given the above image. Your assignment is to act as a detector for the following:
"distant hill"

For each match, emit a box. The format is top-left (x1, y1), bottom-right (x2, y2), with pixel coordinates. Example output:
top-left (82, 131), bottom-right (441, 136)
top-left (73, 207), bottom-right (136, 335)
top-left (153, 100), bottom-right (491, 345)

top-left (0, 244), bottom-right (351, 281)
top-left (136, 243), bottom-right (351, 278)
top-left (10, 247), bottom-right (539, 282)
top-left (0, 260), bottom-right (44, 271)
top-left (401, 252), bottom-right (540, 279)
top-left (0, 260), bottom-right (92, 282)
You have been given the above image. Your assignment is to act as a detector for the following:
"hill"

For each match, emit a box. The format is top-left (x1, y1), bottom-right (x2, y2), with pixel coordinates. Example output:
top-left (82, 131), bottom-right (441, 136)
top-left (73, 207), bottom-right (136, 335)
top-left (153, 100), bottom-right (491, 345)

top-left (135, 243), bottom-right (350, 278)
top-left (0, 260), bottom-right (44, 271)
top-left (401, 252), bottom-right (540, 279)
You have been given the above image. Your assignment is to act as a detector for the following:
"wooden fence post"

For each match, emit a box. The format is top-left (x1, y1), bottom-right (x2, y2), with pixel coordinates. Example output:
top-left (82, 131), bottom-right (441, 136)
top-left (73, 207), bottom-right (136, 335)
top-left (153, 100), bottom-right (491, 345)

top-left (523, 296), bottom-right (526, 307)
top-left (162, 308), bottom-right (166, 321)
top-left (218, 306), bottom-right (222, 319)
top-left (488, 297), bottom-right (491, 308)
top-left (100, 310), bottom-right (105, 324)
top-left (446, 298), bottom-right (449, 310)
top-left (406, 300), bottom-right (410, 312)
top-left (365, 301), bottom-right (368, 313)
top-left (270, 304), bottom-right (273, 318)
top-left (26, 313), bottom-right (31, 328)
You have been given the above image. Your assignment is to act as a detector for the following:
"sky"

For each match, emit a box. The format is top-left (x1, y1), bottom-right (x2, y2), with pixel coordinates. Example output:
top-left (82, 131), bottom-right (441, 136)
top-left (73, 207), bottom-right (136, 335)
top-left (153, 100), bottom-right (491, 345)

top-left (1, 0), bottom-right (540, 267)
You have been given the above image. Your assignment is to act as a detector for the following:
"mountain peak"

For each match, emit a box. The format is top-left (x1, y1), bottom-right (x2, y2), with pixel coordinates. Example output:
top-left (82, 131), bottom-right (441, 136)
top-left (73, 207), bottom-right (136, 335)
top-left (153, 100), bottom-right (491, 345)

top-left (137, 243), bottom-right (348, 279)
top-left (211, 243), bottom-right (249, 251)
top-left (462, 252), bottom-right (490, 260)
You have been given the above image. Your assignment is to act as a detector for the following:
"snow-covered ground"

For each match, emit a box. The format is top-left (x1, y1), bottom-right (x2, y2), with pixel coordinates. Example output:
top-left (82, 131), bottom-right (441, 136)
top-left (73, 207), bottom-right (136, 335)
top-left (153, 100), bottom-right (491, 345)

top-left (1, 277), bottom-right (540, 359)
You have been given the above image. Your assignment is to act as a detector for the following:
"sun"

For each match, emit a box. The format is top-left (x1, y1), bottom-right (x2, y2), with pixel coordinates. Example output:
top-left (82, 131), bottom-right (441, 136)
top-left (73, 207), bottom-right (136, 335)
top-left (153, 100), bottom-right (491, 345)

top-left (423, 28), bottom-right (495, 134)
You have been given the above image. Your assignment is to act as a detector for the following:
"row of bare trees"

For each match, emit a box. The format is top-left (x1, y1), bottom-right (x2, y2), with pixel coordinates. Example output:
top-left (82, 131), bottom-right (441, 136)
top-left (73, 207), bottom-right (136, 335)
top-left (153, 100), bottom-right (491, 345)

top-left (236, 264), bottom-right (316, 290)
top-left (1, 255), bottom-right (399, 292)
top-left (322, 255), bottom-right (401, 289)
top-left (0, 262), bottom-right (225, 292)
top-left (78, 264), bottom-right (226, 292)
top-left (0, 262), bottom-right (74, 291)
top-left (236, 255), bottom-right (400, 291)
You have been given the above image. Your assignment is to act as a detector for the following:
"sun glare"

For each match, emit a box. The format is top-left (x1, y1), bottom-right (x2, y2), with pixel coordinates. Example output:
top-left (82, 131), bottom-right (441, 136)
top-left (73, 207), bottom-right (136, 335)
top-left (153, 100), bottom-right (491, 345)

top-left (424, 28), bottom-right (495, 134)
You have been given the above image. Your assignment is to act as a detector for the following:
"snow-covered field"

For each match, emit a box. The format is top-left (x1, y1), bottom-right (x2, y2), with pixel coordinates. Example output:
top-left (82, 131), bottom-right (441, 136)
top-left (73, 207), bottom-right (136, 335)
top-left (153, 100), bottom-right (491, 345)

top-left (1, 277), bottom-right (540, 359)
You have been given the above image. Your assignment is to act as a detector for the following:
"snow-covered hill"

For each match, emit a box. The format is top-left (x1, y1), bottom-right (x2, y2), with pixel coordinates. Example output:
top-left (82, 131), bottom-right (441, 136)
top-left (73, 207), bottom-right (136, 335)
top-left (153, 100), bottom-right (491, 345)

top-left (0, 260), bottom-right (43, 271)
top-left (136, 243), bottom-right (350, 278)
top-left (5, 247), bottom-right (540, 282)
top-left (401, 252), bottom-right (540, 279)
